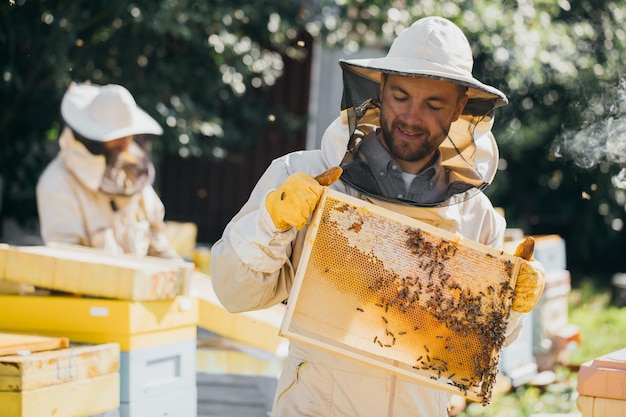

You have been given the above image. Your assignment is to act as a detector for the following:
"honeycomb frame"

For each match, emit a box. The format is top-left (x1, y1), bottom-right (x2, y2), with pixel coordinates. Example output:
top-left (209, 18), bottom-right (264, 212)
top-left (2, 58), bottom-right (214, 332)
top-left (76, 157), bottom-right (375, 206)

top-left (280, 189), bottom-right (521, 404)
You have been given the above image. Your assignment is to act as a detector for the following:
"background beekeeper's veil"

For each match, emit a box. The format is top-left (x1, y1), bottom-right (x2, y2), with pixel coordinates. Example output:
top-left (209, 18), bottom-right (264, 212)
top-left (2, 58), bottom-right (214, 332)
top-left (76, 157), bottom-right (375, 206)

top-left (337, 16), bottom-right (508, 207)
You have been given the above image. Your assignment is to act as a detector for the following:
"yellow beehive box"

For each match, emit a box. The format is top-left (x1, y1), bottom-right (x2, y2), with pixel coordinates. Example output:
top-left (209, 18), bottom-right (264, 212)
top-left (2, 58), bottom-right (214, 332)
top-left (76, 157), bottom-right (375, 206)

top-left (188, 271), bottom-right (287, 355)
top-left (0, 243), bottom-right (8, 277)
top-left (1, 244), bottom-right (194, 301)
top-left (0, 294), bottom-right (197, 350)
top-left (196, 347), bottom-right (283, 377)
top-left (281, 189), bottom-right (522, 405)
top-left (0, 342), bottom-right (119, 391)
top-left (0, 373), bottom-right (120, 417)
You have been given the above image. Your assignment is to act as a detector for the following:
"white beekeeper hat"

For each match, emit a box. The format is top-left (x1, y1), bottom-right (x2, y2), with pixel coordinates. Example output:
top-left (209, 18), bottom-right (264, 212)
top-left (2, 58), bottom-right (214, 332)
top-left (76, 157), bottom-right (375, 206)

top-left (61, 83), bottom-right (163, 142)
top-left (339, 16), bottom-right (507, 114)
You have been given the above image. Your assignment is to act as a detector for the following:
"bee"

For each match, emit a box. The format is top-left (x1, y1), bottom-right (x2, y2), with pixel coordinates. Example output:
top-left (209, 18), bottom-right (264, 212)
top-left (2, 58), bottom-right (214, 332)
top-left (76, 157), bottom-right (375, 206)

top-left (356, 307), bottom-right (364, 312)
top-left (505, 260), bottom-right (513, 276)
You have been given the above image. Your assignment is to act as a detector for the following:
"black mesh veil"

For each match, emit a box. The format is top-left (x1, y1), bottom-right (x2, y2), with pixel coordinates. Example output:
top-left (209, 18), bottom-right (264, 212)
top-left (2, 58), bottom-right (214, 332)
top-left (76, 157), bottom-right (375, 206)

top-left (336, 65), bottom-right (503, 208)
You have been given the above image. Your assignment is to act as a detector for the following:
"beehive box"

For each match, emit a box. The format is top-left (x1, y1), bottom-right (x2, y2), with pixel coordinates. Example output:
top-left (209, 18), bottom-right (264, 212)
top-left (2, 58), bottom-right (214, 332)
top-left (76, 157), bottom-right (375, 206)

top-left (0, 342), bottom-right (119, 391)
top-left (577, 395), bottom-right (626, 417)
top-left (0, 244), bottom-right (193, 301)
top-left (577, 348), bottom-right (626, 403)
top-left (119, 338), bottom-right (196, 403)
top-left (280, 189), bottom-right (522, 404)
top-left (187, 271), bottom-right (287, 355)
top-left (0, 374), bottom-right (120, 417)
top-left (0, 294), bottom-right (197, 350)
top-left (120, 385), bottom-right (196, 417)
top-left (0, 342), bottom-right (120, 417)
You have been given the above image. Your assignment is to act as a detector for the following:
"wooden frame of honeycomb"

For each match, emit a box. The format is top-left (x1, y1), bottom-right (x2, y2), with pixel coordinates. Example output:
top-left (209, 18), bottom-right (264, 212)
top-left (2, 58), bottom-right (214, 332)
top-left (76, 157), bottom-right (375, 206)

top-left (280, 188), bottom-right (521, 404)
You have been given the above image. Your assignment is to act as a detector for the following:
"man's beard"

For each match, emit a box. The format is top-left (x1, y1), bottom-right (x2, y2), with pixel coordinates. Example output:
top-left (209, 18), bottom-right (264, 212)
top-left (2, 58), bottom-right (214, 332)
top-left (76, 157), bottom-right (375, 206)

top-left (380, 115), bottom-right (448, 164)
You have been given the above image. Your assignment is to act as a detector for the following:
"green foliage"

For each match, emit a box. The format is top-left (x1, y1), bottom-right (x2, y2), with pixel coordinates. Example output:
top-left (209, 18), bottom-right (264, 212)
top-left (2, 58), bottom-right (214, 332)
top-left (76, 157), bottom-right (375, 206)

top-left (459, 367), bottom-right (579, 416)
top-left (0, 0), bottom-right (310, 218)
top-left (2, 0), bottom-right (626, 277)
top-left (568, 279), bottom-right (626, 365)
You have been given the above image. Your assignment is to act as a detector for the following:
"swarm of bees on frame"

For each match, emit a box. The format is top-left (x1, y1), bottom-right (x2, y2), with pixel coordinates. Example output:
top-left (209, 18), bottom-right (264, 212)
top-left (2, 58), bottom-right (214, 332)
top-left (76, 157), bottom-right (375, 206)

top-left (354, 226), bottom-right (515, 405)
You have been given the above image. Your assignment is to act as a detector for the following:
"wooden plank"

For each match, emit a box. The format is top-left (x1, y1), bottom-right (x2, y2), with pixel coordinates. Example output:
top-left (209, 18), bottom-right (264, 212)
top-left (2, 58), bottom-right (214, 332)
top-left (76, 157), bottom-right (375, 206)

top-left (2, 244), bottom-right (193, 301)
top-left (0, 333), bottom-right (69, 357)
top-left (280, 188), bottom-right (522, 405)
top-left (0, 343), bottom-right (119, 391)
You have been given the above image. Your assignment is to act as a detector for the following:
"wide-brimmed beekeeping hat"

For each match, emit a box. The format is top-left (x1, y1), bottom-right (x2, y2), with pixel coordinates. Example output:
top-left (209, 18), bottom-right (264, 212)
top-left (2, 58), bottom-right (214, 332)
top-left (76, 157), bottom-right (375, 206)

top-left (339, 16), bottom-right (507, 115)
top-left (61, 83), bottom-right (163, 142)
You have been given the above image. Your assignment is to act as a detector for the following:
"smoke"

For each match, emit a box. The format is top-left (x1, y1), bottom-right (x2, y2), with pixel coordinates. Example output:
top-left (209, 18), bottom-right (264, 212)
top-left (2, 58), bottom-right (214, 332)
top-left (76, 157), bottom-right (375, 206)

top-left (551, 78), bottom-right (626, 189)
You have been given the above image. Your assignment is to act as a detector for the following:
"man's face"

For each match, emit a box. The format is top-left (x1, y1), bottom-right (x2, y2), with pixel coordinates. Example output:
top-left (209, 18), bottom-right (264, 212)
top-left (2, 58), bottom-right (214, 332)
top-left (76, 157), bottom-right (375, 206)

top-left (378, 74), bottom-right (468, 172)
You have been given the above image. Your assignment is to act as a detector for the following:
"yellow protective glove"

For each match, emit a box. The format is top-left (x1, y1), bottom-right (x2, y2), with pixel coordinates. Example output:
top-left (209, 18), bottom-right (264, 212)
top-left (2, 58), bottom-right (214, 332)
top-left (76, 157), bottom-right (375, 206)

top-left (265, 172), bottom-right (325, 231)
top-left (511, 236), bottom-right (546, 313)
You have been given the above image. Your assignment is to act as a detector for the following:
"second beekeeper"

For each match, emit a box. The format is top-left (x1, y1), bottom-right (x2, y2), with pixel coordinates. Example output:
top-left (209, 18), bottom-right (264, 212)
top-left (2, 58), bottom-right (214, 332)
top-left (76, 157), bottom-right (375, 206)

top-left (36, 82), bottom-right (180, 259)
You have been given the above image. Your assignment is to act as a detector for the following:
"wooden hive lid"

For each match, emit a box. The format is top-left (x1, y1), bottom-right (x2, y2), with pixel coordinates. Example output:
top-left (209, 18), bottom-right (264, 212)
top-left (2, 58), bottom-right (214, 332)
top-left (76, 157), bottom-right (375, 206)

top-left (577, 348), bottom-right (626, 400)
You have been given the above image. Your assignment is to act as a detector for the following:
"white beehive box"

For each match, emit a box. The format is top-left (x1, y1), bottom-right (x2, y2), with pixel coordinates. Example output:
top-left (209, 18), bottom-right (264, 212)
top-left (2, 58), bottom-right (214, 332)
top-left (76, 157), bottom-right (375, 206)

top-left (280, 189), bottom-right (522, 405)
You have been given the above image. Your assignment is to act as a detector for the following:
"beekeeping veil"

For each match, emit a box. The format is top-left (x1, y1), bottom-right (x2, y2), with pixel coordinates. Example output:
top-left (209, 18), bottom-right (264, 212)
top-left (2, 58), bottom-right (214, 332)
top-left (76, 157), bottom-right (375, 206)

top-left (337, 16), bottom-right (508, 207)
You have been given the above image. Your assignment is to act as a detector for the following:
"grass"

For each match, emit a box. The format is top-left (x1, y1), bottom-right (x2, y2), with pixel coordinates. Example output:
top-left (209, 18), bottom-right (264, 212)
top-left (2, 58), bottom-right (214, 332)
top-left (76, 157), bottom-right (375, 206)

top-left (567, 280), bottom-right (626, 365)
top-left (455, 278), bottom-right (626, 417)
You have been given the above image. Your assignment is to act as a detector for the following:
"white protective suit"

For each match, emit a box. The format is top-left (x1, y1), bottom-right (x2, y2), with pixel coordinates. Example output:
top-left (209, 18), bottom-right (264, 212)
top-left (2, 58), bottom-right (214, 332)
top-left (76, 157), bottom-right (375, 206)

top-left (211, 107), bottom-right (538, 416)
top-left (36, 127), bottom-right (179, 258)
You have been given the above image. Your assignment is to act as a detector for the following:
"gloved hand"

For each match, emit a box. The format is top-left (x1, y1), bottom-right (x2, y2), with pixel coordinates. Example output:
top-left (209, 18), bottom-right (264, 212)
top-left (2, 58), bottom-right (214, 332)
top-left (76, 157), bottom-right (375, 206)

top-left (511, 236), bottom-right (545, 313)
top-left (265, 172), bottom-right (325, 231)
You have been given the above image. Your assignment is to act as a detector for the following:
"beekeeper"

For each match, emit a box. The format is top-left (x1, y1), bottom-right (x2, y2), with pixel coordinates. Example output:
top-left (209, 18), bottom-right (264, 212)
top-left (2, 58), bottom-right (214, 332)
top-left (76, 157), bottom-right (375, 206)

top-left (36, 82), bottom-right (180, 259)
top-left (211, 16), bottom-right (545, 417)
